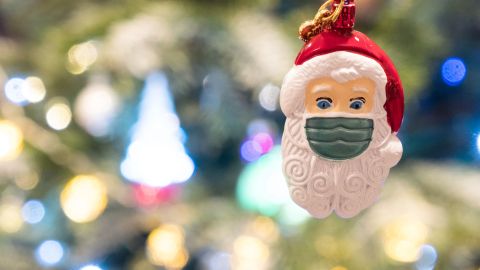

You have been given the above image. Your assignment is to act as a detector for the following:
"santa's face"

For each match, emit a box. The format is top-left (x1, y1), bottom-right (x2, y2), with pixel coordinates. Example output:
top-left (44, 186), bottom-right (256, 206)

top-left (303, 77), bottom-right (377, 161)
top-left (280, 52), bottom-right (402, 218)
top-left (304, 77), bottom-right (376, 115)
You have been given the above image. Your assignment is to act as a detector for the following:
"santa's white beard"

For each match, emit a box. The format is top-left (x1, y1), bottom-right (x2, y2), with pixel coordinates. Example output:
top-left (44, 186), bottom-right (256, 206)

top-left (281, 112), bottom-right (402, 218)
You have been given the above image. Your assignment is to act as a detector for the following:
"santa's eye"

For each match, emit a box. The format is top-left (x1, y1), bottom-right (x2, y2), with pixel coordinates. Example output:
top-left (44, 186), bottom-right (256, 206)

top-left (316, 98), bottom-right (332, 110)
top-left (349, 98), bottom-right (366, 110)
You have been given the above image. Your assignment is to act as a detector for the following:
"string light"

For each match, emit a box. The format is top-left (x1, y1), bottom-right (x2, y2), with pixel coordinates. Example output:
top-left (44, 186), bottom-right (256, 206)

top-left (35, 240), bottom-right (65, 266)
top-left (4, 77), bottom-right (28, 105)
top-left (79, 265), bottom-right (103, 270)
top-left (441, 57), bottom-right (467, 86)
top-left (22, 77), bottom-right (47, 103)
top-left (3, 76), bottom-right (47, 105)
top-left (74, 76), bottom-right (120, 137)
top-left (258, 84), bottom-right (280, 112)
top-left (46, 100), bottom-right (72, 130)
top-left (14, 172), bottom-right (40, 191)
top-left (232, 235), bottom-right (269, 270)
top-left (60, 175), bottom-right (108, 223)
top-left (415, 244), bottom-right (438, 270)
top-left (21, 200), bottom-right (45, 224)
top-left (0, 198), bottom-right (23, 233)
top-left (382, 219), bottom-right (428, 263)
top-left (146, 224), bottom-right (189, 269)
top-left (67, 41), bottom-right (98, 75)
top-left (476, 134), bottom-right (480, 155)
top-left (0, 120), bottom-right (23, 161)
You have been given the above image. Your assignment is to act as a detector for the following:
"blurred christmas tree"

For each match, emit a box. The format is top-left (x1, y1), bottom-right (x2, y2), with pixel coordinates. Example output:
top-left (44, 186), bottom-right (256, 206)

top-left (0, 0), bottom-right (479, 270)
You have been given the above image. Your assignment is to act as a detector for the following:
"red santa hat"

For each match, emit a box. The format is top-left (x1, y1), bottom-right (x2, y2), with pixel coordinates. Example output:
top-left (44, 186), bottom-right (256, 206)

top-left (280, 0), bottom-right (404, 133)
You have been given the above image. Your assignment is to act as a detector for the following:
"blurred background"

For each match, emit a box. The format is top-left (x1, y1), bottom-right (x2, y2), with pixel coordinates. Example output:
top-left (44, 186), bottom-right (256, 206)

top-left (0, 0), bottom-right (479, 269)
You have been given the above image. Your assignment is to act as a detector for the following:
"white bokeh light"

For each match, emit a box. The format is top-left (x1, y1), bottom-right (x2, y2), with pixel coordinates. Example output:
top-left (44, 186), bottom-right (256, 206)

top-left (120, 72), bottom-right (195, 187)
top-left (35, 240), bottom-right (64, 266)
top-left (46, 101), bottom-right (72, 130)
top-left (258, 83), bottom-right (280, 112)
top-left (79, 265), bottom-right (103, 270)
top-left (4, 78), bottom-right (28, 105)
top-left (74, 76), bottom-right (121, 137)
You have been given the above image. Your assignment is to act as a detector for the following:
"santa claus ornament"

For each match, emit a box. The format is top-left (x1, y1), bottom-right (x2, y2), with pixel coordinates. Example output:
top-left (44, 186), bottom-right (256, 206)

top-left (281, 0), bottom-right (404, 218)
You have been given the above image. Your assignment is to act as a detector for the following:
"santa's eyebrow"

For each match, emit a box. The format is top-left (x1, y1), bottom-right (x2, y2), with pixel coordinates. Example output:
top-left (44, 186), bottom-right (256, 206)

top-left (350, 97), bottom-right (366, 102)
top-left (352, 86), bottom-right (369, 93)
top-left (312, 84), bottom-right (332, 93)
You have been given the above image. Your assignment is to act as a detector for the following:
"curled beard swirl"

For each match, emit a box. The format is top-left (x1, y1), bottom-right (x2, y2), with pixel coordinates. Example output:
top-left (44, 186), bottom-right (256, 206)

top-left (282, 116), bottom-right (336, 217)
top-left (282, 112), bottom-right (396, 218)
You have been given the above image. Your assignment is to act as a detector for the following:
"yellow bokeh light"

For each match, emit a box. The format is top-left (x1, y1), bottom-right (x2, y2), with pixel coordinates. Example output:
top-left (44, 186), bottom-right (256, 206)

top-left (0, 199), bottom-right (23, 233)
top-left (146, 224), bottom-right (188, 269)
top-left (22, 76), bottom-right (46, 103)
top-left (46, 102), bottom-right (72, 130)
top-left (67, 41), bottom-right (98, 75)
top-left (60, 175), bottom-right (108, 223)
top-left (233, 235), bottom-right (270, 270)
top-left (331, 266), bottom-right (348, 270)
top-left (382, 219), bottom-right (428, 263)
top-left (0, 120), bottom-right (23, 161)
top-left (250, 216), bottom-right (279, 243)
top-left (15, 172), bottom-right (40, 191)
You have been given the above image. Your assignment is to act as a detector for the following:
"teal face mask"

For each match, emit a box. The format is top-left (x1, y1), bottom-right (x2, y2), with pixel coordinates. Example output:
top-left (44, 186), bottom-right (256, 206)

top-left (305, 117), bottom-right (374, 160)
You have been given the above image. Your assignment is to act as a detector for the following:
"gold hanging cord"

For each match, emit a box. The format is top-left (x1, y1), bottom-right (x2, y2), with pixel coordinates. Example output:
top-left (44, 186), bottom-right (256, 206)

top-left (299, 0), bottom-right (345, 42)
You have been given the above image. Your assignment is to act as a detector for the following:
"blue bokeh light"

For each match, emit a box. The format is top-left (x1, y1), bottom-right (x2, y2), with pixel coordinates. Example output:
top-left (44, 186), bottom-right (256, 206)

top-left (79, 265), bottom-right (103, 270)
top-left (240, 140), bottom-right (263, 162)
top-left (415, 244), bottom-right (438, 270)
top-left (476, 134), bottom-right (480, 155)
top-left (22, 200), bottom-right (45, 224)
top-left (441, 57), bottom-right (467, 86)
top-left (4, 77), bottom-right (29, 105)
top-left (35, 240), bottom-right (65, 266)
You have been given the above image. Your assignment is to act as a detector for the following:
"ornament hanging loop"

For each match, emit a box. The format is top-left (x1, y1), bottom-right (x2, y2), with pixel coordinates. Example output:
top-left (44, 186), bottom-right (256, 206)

top-left (299, 0), bottom-right (345, 42)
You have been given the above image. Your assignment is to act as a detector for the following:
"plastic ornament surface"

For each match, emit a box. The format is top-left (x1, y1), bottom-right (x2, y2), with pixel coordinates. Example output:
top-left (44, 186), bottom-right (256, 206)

top-left (120, 72), bottom-right (194, 187)
top-left (280, 0), bottom-right (404, 218)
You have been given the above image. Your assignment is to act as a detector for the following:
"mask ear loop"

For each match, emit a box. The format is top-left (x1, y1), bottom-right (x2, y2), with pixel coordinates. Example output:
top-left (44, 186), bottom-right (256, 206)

top-left (299, 0), bottom-right (345, 42)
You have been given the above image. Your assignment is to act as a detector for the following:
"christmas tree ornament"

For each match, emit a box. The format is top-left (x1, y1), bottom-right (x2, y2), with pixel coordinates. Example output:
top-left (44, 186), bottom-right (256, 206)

top-left (280, 0), bottom-right (404, 218)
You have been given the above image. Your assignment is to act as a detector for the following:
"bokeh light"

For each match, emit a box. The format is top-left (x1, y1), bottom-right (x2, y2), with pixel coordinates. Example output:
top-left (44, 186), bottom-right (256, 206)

top-left (258, 83), bottom-right (280, 112)
top-left (415, 244), bottom-right (438, 270)
top-left (15, 172), bottom-right (40, 191)
top-left (4, 77), bottom-right (29, 105)
top-left (74, 77), bottom-right (120, 137)
top-left (0, 120), bottom-right (23, 161)
top-left (46, 101), bottom-right (72, 130)
top-left (35, 240), bottom-right (64, 266)
top-left (200, 251), bottom-right (231, 270)
top-left (60, 175), bottom-right (108, 223)
top-left (240, 140), bottom-right (263, 162)
top-left (476, 134), bottom-right (480, 155)
top-left (383, 219), bottom-right (429, 263)
top-left (21, 200), bottom-right (45, 224)
top-left (232, 235), bottom-right (269, 270)
top-left (441, 57), bottom-right (467, 86)
top-left (0, 198), bottom-right (23, 233)
top-left (237, 146), bottom-right (310, 224)
top-left (146, 224), bottom-right (189, 269)
top-left (79, 265), bottom-right (103, 270)
top-left (4, 76), bottom-right (47, 105)
top-left (23, 77), bottom-right (47, 103)
top-left (252, 133), bottom-right (274, 154)
top-left (121, 72), bottom-right (195, 187)
top-left (67, 41), bottom-right (98, 74)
